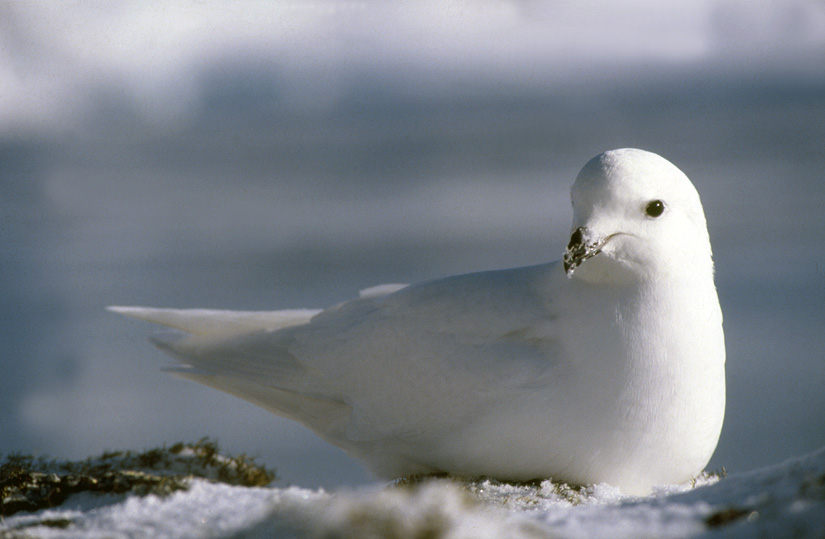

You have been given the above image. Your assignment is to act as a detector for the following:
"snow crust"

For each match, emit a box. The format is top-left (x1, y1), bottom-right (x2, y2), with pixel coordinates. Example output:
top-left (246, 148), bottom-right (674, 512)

top-left (3, 447), bottom-right (824, 538)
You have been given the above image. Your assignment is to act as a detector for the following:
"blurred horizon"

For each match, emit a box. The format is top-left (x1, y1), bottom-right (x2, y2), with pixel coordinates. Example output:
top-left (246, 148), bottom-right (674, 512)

top-left (2, 1), bottom-right (824, 488)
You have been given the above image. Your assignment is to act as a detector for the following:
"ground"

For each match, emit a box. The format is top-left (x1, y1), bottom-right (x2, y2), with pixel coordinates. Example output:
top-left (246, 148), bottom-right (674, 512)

top-left (2, 440), bottom-right (824, 538)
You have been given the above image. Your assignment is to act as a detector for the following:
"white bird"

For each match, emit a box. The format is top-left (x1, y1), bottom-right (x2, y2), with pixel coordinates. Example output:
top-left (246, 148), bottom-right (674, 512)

top-left (109, 148), bottom-right (725, 495)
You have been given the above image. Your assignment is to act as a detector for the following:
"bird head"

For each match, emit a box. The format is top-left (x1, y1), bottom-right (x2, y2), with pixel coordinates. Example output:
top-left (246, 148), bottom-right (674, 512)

top-left (563, 149), bottom-right (713, 284)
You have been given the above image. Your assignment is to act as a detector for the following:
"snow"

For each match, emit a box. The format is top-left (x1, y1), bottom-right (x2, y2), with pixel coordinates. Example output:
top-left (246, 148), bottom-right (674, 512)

top-left (4, 447), bottom-right (824, 538)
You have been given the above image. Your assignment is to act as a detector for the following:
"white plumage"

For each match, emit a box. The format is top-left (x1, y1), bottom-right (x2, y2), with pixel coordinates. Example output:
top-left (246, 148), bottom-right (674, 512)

top-left (110, 148), bottom-right (725, 495)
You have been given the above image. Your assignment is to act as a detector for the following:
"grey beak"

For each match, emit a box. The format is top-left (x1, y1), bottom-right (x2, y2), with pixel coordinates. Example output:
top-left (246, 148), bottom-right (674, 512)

top-left (563, 227), bottom-right (605, 276)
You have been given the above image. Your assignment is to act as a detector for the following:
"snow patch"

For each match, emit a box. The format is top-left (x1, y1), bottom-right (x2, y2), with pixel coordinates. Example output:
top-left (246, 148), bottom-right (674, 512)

top-left (3, 446), bottom-right (824, 538)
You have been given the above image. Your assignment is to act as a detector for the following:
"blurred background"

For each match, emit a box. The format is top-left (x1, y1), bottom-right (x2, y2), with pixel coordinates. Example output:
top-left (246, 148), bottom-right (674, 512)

top-left (1, 1), bottom-right (824, 488)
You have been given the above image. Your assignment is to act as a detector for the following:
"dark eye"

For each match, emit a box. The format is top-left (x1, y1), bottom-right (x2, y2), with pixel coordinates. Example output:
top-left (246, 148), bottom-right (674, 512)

top-left (645, 200), bottom-right (665, 218)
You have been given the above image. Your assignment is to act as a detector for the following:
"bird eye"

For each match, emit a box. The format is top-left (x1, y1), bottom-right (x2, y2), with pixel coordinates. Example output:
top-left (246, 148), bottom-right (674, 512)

top-left (645, 200), bottom-right (665, 218)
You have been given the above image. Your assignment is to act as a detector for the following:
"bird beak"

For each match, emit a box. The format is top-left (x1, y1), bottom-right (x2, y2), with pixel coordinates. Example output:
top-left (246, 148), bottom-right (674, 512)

top-left (563, 227), bottom-right (607, 277)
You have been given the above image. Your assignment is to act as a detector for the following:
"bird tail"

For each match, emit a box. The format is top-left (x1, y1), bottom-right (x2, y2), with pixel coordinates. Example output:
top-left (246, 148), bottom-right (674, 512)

top-left (107, 305), bottom-right (352, 438)
top-left (106, 306), bottom-right (321, 338)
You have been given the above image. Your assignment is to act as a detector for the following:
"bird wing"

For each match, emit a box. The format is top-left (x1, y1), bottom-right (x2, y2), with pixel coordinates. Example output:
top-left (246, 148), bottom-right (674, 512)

top-left (110, 263), bottom-right (562, 451)
top-left (287, 263), bottom-right (562, 444)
